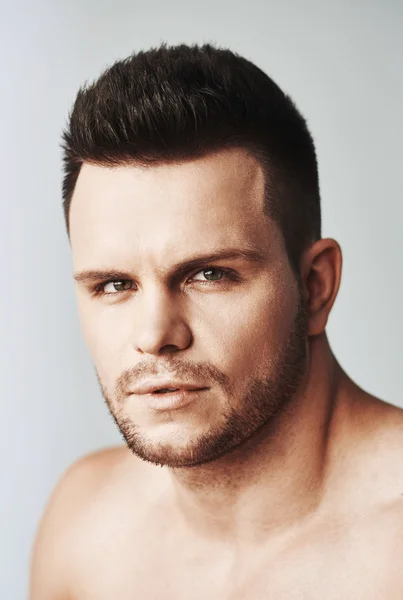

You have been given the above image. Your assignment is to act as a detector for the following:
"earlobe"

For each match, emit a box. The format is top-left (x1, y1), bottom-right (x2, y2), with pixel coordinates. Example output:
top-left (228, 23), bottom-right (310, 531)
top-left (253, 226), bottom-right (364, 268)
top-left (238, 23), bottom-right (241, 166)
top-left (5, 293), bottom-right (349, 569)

top-left (301, 239), bottom-right (343, 337)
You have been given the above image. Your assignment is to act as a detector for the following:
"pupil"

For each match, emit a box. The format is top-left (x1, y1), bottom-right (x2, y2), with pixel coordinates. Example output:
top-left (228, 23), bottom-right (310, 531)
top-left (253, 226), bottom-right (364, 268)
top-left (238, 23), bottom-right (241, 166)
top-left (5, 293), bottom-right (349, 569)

top-left (114, 281), bottom-right (131, 291)
top-left (205, 269), bottom-right (222, 281)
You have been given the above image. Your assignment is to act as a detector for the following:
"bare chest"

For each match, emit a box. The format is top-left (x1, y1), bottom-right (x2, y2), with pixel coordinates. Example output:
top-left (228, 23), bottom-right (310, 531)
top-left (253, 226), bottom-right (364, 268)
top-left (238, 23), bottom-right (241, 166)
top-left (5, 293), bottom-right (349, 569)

top-left (70, 525), bottom-right (402, 600)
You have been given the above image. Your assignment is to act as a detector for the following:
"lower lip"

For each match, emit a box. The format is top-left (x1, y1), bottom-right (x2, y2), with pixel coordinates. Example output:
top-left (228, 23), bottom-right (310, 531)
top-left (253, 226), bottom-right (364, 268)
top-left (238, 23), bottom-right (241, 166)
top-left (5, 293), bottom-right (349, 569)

top-left (137, 388), bottom-right (208, 411)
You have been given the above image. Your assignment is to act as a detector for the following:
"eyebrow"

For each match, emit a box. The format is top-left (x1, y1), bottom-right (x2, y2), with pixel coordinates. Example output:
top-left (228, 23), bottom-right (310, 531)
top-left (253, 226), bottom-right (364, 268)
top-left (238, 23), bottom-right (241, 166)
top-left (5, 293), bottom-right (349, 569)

top-left (73, 247), bottom-right (267, 285)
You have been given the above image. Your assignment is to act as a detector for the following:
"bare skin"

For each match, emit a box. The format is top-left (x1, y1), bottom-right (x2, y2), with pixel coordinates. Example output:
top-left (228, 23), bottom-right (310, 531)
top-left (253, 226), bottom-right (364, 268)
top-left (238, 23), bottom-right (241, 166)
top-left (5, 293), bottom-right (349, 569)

top-left (30, 149), bottom-right (403, 599)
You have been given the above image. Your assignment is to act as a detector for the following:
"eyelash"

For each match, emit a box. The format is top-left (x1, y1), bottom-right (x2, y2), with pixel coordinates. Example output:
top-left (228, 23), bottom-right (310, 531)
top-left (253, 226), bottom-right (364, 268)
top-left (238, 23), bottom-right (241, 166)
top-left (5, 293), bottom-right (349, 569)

top-left (90, 267), bottom-right (240, 297)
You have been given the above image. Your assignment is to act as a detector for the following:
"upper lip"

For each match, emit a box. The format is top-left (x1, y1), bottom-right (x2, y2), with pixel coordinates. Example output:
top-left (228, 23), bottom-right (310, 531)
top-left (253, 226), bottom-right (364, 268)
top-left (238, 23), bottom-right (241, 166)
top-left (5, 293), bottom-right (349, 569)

top-left (132, 380), bottom-right (208, 395)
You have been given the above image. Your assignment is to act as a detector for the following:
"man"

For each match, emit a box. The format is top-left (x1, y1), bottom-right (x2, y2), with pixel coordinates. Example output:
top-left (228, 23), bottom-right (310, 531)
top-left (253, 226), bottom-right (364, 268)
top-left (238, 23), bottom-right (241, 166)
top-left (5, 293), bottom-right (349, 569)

top-left (30, 43), bottom-right (403, 599)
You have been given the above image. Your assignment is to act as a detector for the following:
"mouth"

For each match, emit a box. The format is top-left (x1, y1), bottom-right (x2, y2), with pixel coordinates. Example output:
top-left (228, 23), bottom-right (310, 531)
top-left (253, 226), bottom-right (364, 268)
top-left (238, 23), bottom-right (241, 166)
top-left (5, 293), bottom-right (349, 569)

top-left (138, 387), bottom-right (209, 411)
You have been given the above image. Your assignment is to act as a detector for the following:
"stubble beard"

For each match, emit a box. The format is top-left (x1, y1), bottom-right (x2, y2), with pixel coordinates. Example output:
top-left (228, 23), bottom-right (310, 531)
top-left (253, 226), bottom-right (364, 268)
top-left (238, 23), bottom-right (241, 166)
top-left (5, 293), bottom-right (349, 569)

top-left (96, 288), bottom-right (308, 469)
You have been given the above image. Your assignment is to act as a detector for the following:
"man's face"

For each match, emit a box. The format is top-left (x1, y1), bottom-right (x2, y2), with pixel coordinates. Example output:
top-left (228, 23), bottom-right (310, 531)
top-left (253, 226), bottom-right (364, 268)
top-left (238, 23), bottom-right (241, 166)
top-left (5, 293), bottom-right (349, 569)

top-left (70, 148), bottom-right (308, 468)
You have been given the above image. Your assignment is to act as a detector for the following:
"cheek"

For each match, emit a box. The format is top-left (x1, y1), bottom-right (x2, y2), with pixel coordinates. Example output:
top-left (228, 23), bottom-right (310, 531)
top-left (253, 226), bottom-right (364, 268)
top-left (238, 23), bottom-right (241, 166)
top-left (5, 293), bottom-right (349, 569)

top-left (76, 298), bottom-right (124, 377)
top-left (202, 283), bottom-right (295, 379)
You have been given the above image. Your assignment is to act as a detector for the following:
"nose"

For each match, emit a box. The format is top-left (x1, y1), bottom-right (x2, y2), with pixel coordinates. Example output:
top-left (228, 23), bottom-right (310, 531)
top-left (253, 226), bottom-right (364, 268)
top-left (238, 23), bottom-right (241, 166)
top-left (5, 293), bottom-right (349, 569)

top-left (133, 287), bottom-right (192, 356)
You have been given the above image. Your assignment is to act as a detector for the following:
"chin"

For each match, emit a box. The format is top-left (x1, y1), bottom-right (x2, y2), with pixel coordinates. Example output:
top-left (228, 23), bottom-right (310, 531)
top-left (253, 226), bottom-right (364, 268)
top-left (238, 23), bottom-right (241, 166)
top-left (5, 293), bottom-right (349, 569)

top-left (119, 424), bottom-right (227, 468)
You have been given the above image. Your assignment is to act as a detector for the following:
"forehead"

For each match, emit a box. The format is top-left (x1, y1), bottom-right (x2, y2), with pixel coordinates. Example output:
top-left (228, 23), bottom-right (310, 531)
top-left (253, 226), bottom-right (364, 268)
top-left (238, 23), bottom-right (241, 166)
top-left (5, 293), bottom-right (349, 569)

top-left (69, 148), bottom-right (275, 269)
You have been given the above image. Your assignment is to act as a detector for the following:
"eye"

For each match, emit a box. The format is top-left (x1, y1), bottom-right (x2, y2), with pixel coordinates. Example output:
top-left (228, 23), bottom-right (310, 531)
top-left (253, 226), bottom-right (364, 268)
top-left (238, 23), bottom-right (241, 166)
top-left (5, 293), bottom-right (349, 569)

top-left (189, 267), bottom-right (230, 282)
top-left (94, 280), bottom-right (133, 295)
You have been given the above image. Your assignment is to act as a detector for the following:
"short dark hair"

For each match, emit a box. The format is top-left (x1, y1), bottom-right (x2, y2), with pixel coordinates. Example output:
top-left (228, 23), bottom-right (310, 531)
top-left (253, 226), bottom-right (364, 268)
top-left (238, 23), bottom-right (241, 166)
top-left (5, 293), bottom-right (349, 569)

top-left (61, 42), bottom-right (321, 273)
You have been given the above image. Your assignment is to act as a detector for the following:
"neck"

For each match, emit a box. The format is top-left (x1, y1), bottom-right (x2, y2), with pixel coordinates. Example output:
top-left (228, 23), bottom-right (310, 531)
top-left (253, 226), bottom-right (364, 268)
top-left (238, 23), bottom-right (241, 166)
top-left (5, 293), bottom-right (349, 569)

top-left (167, 334), bottom-right (353, 545)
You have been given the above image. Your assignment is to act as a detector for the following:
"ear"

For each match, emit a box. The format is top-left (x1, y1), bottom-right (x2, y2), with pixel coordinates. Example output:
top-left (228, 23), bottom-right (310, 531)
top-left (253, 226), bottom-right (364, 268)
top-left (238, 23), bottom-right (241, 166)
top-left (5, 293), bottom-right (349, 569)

top-left (299, 239), bottom-right (343, 337)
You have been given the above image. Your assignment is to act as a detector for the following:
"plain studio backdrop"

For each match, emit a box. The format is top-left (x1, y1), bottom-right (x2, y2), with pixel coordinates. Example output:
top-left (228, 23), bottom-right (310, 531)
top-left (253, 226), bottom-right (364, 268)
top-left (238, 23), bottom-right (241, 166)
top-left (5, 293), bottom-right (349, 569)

top-left (1, 0), bottom-right (402, 597)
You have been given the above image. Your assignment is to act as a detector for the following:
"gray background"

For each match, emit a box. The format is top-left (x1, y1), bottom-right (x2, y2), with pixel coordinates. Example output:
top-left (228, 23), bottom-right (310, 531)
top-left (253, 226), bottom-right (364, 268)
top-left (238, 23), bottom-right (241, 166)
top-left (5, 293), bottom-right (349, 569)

top-left (1, 0), bottom-right (402, 597)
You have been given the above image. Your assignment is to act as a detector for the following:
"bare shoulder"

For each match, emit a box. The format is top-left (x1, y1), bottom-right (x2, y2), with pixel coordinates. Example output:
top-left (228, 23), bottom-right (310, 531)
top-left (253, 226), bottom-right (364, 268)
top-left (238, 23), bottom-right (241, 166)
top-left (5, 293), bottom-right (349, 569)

top-left (357, 395), bottom-right (403, 564)
top-left (36, 444), bottom-right (135, 523)
top-left (353, 392), bottom-right (403, 450)
top-left (29, 444), bottom-right (139, 599)
top-left (347, 389), bottom-right (403, 504)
